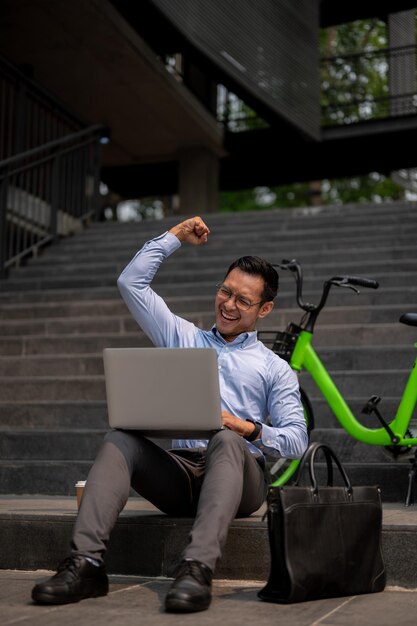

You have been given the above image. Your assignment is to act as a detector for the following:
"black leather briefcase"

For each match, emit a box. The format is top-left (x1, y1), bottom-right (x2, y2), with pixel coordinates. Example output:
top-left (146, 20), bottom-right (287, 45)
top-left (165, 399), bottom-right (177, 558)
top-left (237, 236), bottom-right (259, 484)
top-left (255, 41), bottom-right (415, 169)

top-left (258, 442), bottom-right (386, 603)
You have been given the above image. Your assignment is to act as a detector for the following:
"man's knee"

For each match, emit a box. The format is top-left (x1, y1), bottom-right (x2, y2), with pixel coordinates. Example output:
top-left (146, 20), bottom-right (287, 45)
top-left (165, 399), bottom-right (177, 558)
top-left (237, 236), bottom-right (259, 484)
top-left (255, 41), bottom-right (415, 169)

top-left (103, 430), bottom-right (144, 471)
top-left (207, 428), bottom-right (246, 454)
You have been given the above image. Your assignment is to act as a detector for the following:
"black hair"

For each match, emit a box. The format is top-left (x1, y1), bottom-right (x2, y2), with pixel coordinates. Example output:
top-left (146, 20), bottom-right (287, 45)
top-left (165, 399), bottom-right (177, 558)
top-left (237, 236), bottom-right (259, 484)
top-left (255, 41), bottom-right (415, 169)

top-left (224, 256), bottom-right (279, 302)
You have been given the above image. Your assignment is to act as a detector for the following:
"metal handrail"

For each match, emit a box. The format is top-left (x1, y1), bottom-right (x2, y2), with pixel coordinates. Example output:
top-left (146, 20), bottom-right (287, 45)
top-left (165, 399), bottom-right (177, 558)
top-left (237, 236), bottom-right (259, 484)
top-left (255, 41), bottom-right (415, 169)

top-left (0, 124), bottom-right (107, 279)
top-left (0, 54), bottom-right (88, 129)
top-left (0, 124), bottom-right (107, 173)
top-left (320, 43), bottom-right (417, 64)
top-left (0, 54), bottom-right (89, 163)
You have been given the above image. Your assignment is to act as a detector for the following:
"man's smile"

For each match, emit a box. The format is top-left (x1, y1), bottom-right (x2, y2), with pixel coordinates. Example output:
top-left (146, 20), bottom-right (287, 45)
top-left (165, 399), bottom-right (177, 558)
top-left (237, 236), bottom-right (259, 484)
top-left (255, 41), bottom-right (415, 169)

top-left (220, 308), bottom-right (239, 322)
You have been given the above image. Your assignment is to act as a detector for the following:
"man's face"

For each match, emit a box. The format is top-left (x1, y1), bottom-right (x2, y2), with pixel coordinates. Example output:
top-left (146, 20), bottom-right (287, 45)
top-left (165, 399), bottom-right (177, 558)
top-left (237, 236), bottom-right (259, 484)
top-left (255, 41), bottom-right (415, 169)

top-left (215, 268), bottom-right (274, 341)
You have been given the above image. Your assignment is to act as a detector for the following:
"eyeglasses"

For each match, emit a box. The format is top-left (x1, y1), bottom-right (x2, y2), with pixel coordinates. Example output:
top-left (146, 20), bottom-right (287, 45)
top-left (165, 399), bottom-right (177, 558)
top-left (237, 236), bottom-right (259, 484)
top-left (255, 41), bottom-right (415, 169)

top-left (215, 283), bottom-right (263, 311)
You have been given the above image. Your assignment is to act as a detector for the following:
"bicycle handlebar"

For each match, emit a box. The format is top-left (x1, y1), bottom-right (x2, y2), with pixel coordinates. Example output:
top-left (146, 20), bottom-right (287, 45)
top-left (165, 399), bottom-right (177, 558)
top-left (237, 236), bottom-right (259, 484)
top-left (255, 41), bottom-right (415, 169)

top-left (331, 275), bottom-right (379, 290)
top-left (275, 259), bottom-right (379, 331)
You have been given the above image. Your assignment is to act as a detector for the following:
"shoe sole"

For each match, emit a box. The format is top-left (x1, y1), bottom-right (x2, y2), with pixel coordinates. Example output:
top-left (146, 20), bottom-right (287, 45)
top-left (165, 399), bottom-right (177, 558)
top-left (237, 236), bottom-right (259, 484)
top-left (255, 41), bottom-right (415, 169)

top-left (32, 587), bottom-right (108, 605)
top-left (165, 597), bottom-right (211, 613)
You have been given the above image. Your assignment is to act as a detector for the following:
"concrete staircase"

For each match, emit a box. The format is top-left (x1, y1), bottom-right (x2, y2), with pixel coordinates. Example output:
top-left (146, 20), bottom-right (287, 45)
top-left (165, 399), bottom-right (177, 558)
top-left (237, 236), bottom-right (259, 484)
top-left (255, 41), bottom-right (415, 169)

top-left (1, 200), bottom-right (417, 580)
top-left (1, 201), bottom-right (417, 502)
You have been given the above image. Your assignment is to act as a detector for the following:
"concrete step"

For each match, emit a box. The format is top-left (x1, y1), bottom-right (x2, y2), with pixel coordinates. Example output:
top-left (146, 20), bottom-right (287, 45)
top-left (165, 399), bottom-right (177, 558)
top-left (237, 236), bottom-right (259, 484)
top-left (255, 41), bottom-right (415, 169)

top-left (0, 281), bottom-right (417, 312)
top-left (0, 300), bottom-right (130, 320)
top-left (0, 323), bottom-right (414, 358)
top-left (259, 322), bottom-right (417, 346)
top-left (0, 354), bottom-right (104, 376)
top-left (26, 243), bottom-right (417, 267)
top-left (1, 345), bottom-right (414, 377)
top-left (5, 230), bottom-right (417, 271)
top-left (11, 256), bottom-right (417, 279)
top-left (8, 255), bottom-right (417, 282)
top-left (46, 234), bottom-right (417, 261)
top-left (0, 401), bottom-right (107, 429)
top-left (0, 304), bottom-right (414, 337)
top-left (3, 268), bottom-right (417, 291)
top-left (63, 202), bottom-right (416, 235)
top-left (0, 423), bottom-right (409, 465)
top-left (50, 213), bottom-right (417, 244)
top-left (299, 369), bottom-right (411, 396)
top-left (0, 376), bottom-right (105, 401)
top-left (0, 460), bottom-right (93, 494)
top-left (29, 236), bottom-right (417, 272)
top-left (307, 396), bottom-right (415, 429)
top-left (0, 429), bottom-right (171, 461)
top-left (312, 345), bottom-right (417, 371)
top-left (0, 284), bottom-right (416, 309)
top-left (0, 333), bottom-right (152, 356)
top-left (0, 286), bottom-right (120, 304)
top-left (94, 388), bottom-right (407, 434)
top-left (1, 497), bottom-right (416, 587)
top-left (0, 317), bottom-right (126, 336)
top-left (38, 218), bottom-right (416, 251)
top-left (0, 201), bottom-right (415, 499)
top-left (152, 268), bottom-right (417, 289)
top-left (0, 429), bottom-right (106, 460)
top-left (0, 458), bottom-right (412, 501)
top-left (309, 429), bottom-right (415, 463)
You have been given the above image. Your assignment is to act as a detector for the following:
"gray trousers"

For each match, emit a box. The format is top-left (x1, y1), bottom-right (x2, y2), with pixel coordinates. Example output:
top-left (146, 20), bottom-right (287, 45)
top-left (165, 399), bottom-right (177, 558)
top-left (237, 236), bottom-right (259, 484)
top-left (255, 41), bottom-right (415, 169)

top-left (71, 428), bottom-right (268, 572)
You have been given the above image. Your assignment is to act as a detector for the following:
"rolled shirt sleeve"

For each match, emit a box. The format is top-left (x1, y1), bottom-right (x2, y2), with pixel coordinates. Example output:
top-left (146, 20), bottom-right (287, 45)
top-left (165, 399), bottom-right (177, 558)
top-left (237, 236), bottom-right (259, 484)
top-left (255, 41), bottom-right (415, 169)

top-left (253, 358), bottom-right (308, 459)
top-left (117, 232), bottom-right (197, 348)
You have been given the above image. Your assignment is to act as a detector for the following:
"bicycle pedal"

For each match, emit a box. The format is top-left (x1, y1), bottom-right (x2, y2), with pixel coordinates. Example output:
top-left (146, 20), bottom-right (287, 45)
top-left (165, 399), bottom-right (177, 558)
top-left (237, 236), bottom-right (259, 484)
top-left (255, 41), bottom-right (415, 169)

top-left (361, 395), bottom-right (382, 415)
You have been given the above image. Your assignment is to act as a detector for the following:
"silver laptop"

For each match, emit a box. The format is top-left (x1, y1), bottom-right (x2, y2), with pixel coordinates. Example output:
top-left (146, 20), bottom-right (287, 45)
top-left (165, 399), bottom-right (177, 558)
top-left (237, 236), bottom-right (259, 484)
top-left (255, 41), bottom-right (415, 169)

top-left (103, 347), bottom-right (223, 437)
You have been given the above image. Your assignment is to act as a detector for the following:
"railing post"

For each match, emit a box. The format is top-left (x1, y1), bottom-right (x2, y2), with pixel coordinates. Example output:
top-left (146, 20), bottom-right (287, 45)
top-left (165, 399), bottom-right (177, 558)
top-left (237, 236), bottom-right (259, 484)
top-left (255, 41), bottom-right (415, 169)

top-left (92, 139), bottom-right (101, 221)
top-left (388, 12), bottom-right (417, 116)
top-left (0, 170), bottom-right (8, 279)
top-left (50, 153), bottom-right (60, 241)
top-left (14, 82), bottom-right (27, 155)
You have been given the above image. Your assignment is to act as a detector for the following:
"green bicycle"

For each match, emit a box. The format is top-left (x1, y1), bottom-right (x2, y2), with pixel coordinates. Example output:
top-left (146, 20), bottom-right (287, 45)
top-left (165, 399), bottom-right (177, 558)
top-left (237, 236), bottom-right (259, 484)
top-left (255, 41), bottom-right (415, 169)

top-left (259, 259), bottom-right (417, 504)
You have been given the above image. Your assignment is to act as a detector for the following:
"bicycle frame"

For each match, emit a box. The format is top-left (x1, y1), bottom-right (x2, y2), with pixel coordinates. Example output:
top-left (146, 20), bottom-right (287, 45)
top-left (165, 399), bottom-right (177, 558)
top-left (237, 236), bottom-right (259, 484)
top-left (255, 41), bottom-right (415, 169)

top-left (267, 259), bottom-right (417, 488)
top-left (291, 330), bottom-right (417, 446)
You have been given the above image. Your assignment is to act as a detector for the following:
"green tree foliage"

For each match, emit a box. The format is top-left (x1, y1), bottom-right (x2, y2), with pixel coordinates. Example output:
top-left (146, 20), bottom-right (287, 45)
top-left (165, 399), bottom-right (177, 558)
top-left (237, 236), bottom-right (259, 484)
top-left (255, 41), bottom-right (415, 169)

top-left (220, 16), bottom-right (412, 212)
top-left (219, 175), bottom-right (404, 213)
top-left (320, 19), bottom-right (390, 125)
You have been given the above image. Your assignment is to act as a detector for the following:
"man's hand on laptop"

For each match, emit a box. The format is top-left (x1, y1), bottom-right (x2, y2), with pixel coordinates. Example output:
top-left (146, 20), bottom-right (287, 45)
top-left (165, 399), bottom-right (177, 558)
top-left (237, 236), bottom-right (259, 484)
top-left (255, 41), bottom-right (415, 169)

top-left (221, 410), bottom-right (260, 440)
top-left (169, 216), bottom-right (210, 246)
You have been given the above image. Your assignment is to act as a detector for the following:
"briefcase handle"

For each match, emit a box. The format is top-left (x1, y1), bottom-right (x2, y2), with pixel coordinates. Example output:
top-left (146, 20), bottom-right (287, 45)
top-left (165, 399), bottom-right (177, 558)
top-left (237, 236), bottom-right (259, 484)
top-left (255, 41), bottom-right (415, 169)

top-left (294, 442), bottom-right (353, 496)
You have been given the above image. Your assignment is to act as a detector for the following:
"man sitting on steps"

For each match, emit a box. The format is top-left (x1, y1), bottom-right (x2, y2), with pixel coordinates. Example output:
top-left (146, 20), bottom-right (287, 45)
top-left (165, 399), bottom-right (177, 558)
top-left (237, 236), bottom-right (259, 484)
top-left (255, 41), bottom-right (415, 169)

top-left (31, 216), bottom-right (308, 613)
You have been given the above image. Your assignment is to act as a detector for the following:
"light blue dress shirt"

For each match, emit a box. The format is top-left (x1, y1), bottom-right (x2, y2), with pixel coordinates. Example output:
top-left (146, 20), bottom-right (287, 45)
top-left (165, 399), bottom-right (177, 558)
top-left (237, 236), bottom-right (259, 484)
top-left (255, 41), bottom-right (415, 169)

top-left (117, 232), bottom-right (308, 460)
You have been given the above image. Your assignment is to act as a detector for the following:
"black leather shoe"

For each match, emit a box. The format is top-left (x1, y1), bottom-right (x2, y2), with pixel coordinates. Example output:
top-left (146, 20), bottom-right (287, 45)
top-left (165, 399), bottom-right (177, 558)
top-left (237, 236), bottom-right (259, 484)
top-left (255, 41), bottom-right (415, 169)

top-left (31, 555), bottom-right (109, 605)
top-left (165, 558), bottom-right (212, 613)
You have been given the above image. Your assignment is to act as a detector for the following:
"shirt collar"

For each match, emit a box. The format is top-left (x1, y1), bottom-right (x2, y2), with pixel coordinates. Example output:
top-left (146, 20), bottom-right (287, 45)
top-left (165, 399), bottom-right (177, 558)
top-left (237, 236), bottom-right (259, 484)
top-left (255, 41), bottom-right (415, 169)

top-left (211, 325), bottom-right (258, 348)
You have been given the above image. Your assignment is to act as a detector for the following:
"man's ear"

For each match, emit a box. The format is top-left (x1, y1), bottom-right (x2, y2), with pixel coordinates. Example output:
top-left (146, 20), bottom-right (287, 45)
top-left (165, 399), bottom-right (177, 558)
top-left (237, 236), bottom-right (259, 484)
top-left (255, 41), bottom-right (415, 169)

top-left (258, 301), bottom-right (274, 319)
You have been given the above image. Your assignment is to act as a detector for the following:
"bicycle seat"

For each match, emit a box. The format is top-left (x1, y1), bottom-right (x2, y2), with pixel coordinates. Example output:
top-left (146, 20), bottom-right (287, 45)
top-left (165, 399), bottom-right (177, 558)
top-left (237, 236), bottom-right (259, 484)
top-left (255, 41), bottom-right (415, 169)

top-left (399, 313), bottom-right (417, 327)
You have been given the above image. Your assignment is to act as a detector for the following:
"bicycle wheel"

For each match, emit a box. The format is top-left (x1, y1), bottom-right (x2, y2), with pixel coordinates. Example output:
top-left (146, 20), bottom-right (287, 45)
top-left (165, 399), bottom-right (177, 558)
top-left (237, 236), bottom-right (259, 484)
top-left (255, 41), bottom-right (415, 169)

top-left (269, 386), bottom-right (314, 487)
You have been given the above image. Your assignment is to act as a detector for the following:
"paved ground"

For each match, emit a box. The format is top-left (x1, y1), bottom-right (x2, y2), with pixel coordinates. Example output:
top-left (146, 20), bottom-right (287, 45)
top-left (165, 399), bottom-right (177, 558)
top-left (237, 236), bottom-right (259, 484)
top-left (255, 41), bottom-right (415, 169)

top-left (2, 569), bottom-right (417, 626)
top-left (2, 498), bottom-right (417, 624)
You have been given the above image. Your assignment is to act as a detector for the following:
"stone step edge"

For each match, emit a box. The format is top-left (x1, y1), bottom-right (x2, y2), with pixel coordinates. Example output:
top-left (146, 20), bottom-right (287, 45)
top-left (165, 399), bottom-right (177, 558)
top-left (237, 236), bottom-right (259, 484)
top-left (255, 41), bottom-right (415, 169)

top-left (0, 498), bottom-right (415, 584)
top-left (0, 367), bottom-right (410, 380)
top-left (1, 321), bottom-right (415, 337)
top-left (0, 303), bottom-right (413, 321)
top-left (0, 284), bottom-right (414, 302)
top-left (0, 344), bottom-right (412, 356)
top-left (0, 456), bottom-right (410, 466)
top-left (12, 258), bottom-right (417, 274)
